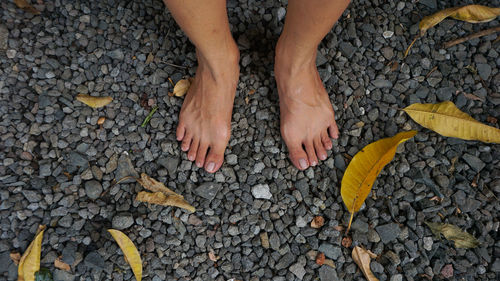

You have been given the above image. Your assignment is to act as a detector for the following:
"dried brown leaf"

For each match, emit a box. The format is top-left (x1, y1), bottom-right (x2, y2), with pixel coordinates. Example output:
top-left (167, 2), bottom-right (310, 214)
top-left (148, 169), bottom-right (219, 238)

top-left (172, 78), bottom-right (193, 97)
top-left (352, 246), bottom-right (379, 281)
top-left (10, 252), bottom-right (21, 265)
top-left (136, 191), bottom-right (195, 213)
top-left (462, 92), bottom-right (484, 101)
top-left (310, 216), bottom-right (325, 229)
top-left (14, 0), bottom-right (40, 14)
top-left (97, 116), bottom-right (106, 125)
top-left (315, 252), bottom-right (325, 265)
top-left (54, 256), bottom-right (71, 271)
top-left (342, 236), bottom-right (353, 248)
top-left (425, 221), bottom-right (479, 248)
top-left (76, 94), bottom-right (113, 108)
top-left (136, 173), bottom-right (178, 197)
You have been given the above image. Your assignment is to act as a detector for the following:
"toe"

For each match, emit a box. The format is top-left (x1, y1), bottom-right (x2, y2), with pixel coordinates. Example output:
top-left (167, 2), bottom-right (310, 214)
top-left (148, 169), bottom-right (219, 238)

top-left (176, 123), bottom-right (186, 141)
top-left (187, 137), bottom-right (199, 161)
top-left (328, 121), bottom-right (339, 139)
top-left (321, 130), bottom-right (333, 150)
top-left (204, 143), bottom-right (225, 173)
top-left (304, 141), bottom-right (318, 166)
top-left (314, 137), bottom-right (327, 161)
top-left (287, 142), bottom-right (309, 170)
top-left (195, 142), bottom-right (209, 168)
top-left (181, 131), bottom-right (193, 152)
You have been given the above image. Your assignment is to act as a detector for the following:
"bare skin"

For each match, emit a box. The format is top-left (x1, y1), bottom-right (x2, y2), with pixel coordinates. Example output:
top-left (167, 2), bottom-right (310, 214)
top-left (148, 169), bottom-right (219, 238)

top-left (275, 0), bottom-right (350, 170)
top-left (164, 0), bottom-right (239, 173)
top-left (164, 0), bottom-right (350, 172)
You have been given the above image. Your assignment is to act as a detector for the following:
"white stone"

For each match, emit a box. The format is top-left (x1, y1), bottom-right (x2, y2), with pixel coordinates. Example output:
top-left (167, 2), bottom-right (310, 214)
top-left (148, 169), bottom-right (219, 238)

top-left (251, 184), bottom-right (272, 199)
top-left (383, 30), bottom-right (394, 39)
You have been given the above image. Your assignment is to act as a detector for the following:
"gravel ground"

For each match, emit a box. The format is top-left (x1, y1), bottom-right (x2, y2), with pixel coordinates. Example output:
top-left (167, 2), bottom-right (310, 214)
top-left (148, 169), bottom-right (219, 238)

top-left (1, 0), bottom-right (500, 280)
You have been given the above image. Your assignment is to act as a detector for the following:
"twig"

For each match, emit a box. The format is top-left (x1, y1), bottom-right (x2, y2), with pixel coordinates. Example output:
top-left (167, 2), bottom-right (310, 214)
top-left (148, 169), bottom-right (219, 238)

top-left (162, 61), bottom-right (188, 69)
top-left (443, 25), bottom-right (500, 49)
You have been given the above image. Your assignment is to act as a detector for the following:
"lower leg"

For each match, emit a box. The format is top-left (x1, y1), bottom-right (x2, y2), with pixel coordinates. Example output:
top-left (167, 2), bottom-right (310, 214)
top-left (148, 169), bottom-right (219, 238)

top-left (163, 0), bottom-right (239, 173)
top-left (275, 0), bottom-right (350, 170)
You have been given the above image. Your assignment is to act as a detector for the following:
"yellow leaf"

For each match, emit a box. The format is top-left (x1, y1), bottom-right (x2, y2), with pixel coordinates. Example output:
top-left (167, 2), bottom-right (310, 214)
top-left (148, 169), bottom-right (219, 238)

top-left (18, 225), bottom-right (46, 281)
top-left (14, 0), bottom-right (40, 14)
top-left (352, 246), bottom-right (379, 281)
top-left (136, 173), bottom-right (179, 197)
top-left (420, 5), bottom-right (500, 35)
top-left (403, 101), bottom-right (500, 143)
top-left (108, 229), bottom-right (142, 281)
top-left (341, 131), bottom-right (416, 232)
top-left (76, 94), bottom-right (113, 108)
top-left (425, 222), bottom-right (479, 249)
top-left (172, 78), bottom-right (193, 97)
top-left (136, 191), bottom-right (195, 213)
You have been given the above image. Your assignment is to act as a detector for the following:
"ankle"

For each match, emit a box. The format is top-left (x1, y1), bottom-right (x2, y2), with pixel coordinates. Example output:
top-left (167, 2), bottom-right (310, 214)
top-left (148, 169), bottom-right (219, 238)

top-left (275, 35), bottom-right (317, 76)
top-left (197, 42), bottom-right (240, 77)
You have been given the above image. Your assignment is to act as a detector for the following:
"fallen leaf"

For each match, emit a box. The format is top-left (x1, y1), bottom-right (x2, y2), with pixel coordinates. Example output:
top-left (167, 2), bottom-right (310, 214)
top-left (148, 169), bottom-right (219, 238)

top-left (76, 94), bottom-right (113, 108)
top-left (316, 252), bottom-right (325, 265)
top-left (404, 5), bottom-right (500, 57)
top-left (54, 257), bottom-right (70, 271)
top-left (425, 221), bottom-right (480, 248)
top-left (462, 92), bottom-right (484, 101)
top-left (136, 191), bottom-right (195, 213)
top-left (14, 0), bottom-right (40, 14)
top-left (403, 101), bottom-right (500, 143)
top-left (10, 252), bottom-right (21, 265)
top-left (18, 225), bottom-right (46, 281)
top-left (97, 116), bottom-right (106, 125)
top-left (342, 236), bottom-right (353, 248)
top-left (486, 116), bottom-right (497, 124)
top-left (420, 5), bottom-right (500, 36)
top-left (341, 131), bottom-right (416, 232)
top-left (310, 216), bottom-right (325, 229)
top-left (208, 250), bottom-right (219, 262)
top-left (136, 173), bottom-right (180, 196)
top-left (172, 78), bottom-right (193, 97)
top-left (145, 53), bottom-right (154, 64)
top-left (352, 246), bottom-right (379, 281)
top-left (108, 229), bottom-right (142, 281)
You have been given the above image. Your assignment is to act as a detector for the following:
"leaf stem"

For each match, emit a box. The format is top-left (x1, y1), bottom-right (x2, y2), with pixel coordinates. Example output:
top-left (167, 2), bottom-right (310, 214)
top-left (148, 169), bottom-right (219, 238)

top-left (141, 106), bottom-right (158, 128)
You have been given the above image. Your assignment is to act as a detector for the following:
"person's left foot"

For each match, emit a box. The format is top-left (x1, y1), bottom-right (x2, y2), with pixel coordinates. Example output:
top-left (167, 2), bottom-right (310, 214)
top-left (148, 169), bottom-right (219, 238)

top-left (274, 41), bottom-right (339, 170)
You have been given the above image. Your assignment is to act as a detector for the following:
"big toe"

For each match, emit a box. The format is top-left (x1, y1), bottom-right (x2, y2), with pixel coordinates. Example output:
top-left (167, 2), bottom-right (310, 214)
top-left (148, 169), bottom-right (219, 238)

top-left (287, 142), bottom-right (310, 170)
top-left (204, 144), bottom-right (225, 173)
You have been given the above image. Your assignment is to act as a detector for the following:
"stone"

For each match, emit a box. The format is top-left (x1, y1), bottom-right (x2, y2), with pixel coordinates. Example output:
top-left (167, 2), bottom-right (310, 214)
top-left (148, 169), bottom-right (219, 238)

top-left (375, 223), bottom-right (401, 243)
top-left (84, 180), bottom-right (102, 200)
top-left (390, 274), bottom-right (403, 281)
top-left (462, 154), bottom-right (485, 172)
top-left (436, 87), bottom-right (455, 101)
top-left (115, 153), bottom-right (139, 183)
top-left (372, 79), bottom-right (393, 88)
top-left (112, 213), bottom-right (134, 230)
top-left (158, 156), bottom-right (180, 176)
top-left (251, 184), bottom-right (272, 199)
top-left (84, 252), bottom-right (105, 270)
top-left (339, 41), bottom-right (355, 58)
top-left (53, 269), bottom-right (75, 281)
top-left (491, 258), bottom-right (500, 272)
top-left (62, 242), bottom-right (77, 265)
top-left (107, 49), bottom-right (124, 60)
top-left (476, 63), bottom-right (491, 80)
top-left (289, 263), bottom-right (306, 280)
top-left (0, 25), bottom-right (7, 50)
top-left (318, 244), bottom-right (342, 259)
top-left (441, 264), bottom-right (453, 278)
top-left (275, 252), bottom-right (295, 270)
top-left (194, 182), bottom-right (222, 200)
top-left (319, 265), bottom-right (339, 281)
top-left (269, 232), bottom-right (280, 251)
top-left (23, 190), bottom-right (42, 202)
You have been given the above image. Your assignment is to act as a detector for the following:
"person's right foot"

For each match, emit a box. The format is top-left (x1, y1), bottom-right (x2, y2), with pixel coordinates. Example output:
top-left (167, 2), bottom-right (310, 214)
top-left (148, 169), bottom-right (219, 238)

top-left (176, 45), bottom-right (240, 173)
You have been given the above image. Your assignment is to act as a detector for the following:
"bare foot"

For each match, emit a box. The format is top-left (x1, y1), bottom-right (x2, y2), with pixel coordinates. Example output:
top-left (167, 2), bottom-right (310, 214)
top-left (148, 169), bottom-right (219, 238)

top-left (275, 41), bottom-right (339, 170)
top-left (176, 45), bottom-right (239, 173)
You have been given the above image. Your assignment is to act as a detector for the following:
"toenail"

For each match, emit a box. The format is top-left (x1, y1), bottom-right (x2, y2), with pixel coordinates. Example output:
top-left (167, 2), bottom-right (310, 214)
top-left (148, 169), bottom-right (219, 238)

top-left (299, 158), bottom-right (308, 170)
top-left (196, 162), bottom-right (203, 168)
top-left (319, 154), bottom-right (327, 160)
top-left (188, 154), bottom-right (195, 161)
top-left (311, 160), bottom-right (317, 166)
top-left (326, 143), bottom-right (332, 149)
top-left (206, 162), bottom-right (216, 172)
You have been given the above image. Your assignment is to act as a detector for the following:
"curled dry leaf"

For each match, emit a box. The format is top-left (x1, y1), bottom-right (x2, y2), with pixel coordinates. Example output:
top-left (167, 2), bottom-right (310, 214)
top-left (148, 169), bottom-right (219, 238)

top-left (315, 252), bottom-right (325, 265)
top-left (54, 257), bottom-right (70, 271)
top-left (425, 222), bottom-right (480, 249)
top-left (18, 225), bottom-right (46, 281)
top-left (342, 236), bottom-right (353, 248)
top-left (136, 191), bottom-right (195, 213)
top-left (341, 131), bottom-right (416, 233)
top-left (136, 173), bottom-right (178, 196)
top-left (311, 216), bottom-right (325, 228)
top-left (403, 101), bottom-right (500, 143)
top-left (405, 5), bottom-right (500, 57)
top-left (108, 229), bottom-right (142, 281)
top-left (76, 94), bottom-right (113, 108)
top-left (97, 116), bottom-right (106, 125)
top-left (352, 246), bottom-right (379, 281)
top-left (10, 252), bottom-right (21, 265)
top-left (14, 0), bottom-right (40, 14)
top-left (172, 78), bottom-right (193, 97)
